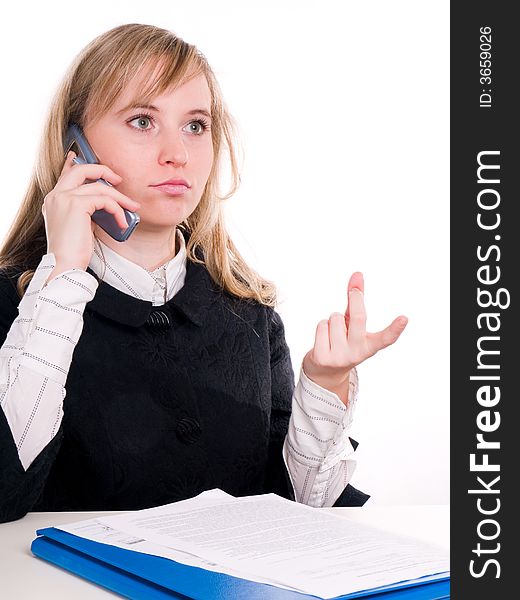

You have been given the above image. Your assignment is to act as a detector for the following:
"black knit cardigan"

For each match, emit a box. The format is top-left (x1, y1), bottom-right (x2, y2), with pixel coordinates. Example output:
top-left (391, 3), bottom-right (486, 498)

top-left (0, 238), bottom-right (368, 522)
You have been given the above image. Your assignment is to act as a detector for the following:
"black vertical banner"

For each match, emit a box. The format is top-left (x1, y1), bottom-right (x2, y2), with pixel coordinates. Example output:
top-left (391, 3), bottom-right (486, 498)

top-left (451, 2), bottom-right (518, 598)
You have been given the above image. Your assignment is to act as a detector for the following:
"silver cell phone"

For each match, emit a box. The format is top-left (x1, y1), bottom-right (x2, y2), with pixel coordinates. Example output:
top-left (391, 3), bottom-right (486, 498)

top-left (64, 123), bottom-right (140, 242)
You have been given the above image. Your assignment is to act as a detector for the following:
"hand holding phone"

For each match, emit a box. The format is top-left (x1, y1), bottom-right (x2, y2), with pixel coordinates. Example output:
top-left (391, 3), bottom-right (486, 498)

top-left (64, 123), bottom-right (140, 241)
top-left (41, 134), bottom-right (141, 284)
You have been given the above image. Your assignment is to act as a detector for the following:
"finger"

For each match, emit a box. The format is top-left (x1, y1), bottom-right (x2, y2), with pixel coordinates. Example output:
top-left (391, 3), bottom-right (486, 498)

top-left (348, 271), bottom-right (364, 294)
top-left (72, 181), bottom-right (140, 210)
top-left (314, 319), bottom-right (331, 358)
top-left (329, 312), bottom-right (347, 351)
top-left (346, 287), bottom-right (367, 346)
top-left (82, 196), bottom-right (131, 230)
top-left (345, 271), bottom-right (364, 328)
top-left (366, 316), bottom-right (408, 355)
top-left (57, 161), bottom-right (123, 190)
top-left (58, 150), bottom-right (77, 178)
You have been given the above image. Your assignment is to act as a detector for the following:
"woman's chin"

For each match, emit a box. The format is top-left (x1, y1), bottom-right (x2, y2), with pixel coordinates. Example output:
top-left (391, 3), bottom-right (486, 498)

top-left (136, 204), bottom-right (199, 231)
top-left (136, 218), bottom-right (183, 232)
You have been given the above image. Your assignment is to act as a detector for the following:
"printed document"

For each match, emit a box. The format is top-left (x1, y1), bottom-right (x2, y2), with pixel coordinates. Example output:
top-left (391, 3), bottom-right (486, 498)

top-left (57, 489), bottom-right (449, 598)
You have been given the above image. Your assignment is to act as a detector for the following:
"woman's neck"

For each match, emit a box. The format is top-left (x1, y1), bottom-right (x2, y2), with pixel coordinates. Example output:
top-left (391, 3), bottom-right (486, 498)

top-left (94, 225), bottom-right (179, 271)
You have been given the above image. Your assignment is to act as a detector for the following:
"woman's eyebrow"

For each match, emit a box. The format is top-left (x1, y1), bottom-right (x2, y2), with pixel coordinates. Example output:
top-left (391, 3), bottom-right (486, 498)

top-left (117, 103), bottom-right (211, 118)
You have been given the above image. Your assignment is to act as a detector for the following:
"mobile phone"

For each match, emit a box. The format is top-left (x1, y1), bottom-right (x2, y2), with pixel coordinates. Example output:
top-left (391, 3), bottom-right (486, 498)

top-left (64, 123), bottom-right (140, 242)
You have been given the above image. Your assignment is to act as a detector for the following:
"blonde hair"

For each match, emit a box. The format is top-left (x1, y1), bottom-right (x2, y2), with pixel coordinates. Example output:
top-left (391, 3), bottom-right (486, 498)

top-left (0, 23), bottom-right (277, 306)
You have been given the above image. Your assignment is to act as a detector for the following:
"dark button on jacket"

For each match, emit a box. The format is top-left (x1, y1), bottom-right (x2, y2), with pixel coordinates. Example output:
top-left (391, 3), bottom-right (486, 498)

top-left (176, 417), bottom-right (202, 444)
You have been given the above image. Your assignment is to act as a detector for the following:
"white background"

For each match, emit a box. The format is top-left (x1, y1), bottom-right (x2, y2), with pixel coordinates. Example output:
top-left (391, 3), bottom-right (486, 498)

top-left (0, 1), bottom-right (449, 505)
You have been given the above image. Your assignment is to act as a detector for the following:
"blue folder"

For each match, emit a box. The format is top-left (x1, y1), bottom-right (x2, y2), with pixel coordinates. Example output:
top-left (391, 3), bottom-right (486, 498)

top-left (32, 527), bottom-right (450, 600)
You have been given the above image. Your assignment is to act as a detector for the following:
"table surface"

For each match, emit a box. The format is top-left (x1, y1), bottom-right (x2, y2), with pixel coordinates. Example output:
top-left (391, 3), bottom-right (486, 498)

top-left (0, 504), bottom-right (449, 599)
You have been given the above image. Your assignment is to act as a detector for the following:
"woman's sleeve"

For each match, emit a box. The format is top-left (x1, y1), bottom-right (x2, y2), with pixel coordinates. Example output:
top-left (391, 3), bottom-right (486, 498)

top-left (265, 307), bottom-right (369, 508)
top-left (284, 367), bottom-right (370, 507)
top-left (0, 254), bottom-right (98, 522)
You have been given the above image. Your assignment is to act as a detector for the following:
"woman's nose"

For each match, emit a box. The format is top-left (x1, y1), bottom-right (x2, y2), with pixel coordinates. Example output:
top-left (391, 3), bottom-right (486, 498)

top-left (157, 132), bottom-right (188, 166)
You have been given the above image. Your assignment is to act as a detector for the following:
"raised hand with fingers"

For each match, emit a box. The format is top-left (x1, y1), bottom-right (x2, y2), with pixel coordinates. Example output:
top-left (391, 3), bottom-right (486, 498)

top-left (302, 272), bottom-right (408, 406)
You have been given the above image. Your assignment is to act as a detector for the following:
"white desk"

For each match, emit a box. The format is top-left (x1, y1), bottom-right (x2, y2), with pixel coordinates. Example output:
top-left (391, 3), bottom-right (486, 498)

top-left (0, 505), bottom-right (449, 599)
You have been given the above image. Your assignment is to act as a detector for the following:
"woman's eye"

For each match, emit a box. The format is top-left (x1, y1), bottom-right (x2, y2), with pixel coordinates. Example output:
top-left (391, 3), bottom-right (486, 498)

top-left (129, 116), bottom-right (152, 131)
top-left (185, 120), bottom-right (208, 135)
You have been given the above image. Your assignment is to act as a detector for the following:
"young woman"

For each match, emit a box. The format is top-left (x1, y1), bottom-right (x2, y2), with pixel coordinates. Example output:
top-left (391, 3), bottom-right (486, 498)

top-left (0, 23), bottom-right (407, 523)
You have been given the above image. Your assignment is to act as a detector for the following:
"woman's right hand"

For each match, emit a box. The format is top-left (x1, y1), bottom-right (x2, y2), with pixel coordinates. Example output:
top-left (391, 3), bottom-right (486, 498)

top-left (41, 150), bottom-right (141, 277)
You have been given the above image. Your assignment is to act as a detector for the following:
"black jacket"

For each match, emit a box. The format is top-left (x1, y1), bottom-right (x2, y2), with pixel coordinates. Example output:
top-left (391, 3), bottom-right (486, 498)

top-left (0, 242), bottom-right (368, 522)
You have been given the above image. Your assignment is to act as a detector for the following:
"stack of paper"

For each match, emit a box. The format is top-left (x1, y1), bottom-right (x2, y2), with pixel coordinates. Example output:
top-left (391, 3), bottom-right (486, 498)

top-left (32, 489), bottom-right (449, 599)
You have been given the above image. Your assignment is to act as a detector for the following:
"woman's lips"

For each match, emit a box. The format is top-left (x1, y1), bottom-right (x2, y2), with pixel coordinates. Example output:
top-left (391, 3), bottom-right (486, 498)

top-left (151, 184), bottom-right (189, 196)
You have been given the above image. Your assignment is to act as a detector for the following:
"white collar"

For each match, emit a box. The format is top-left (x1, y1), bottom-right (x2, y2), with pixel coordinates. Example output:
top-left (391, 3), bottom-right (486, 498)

top-left (88, 228), bottom-right (187, 306)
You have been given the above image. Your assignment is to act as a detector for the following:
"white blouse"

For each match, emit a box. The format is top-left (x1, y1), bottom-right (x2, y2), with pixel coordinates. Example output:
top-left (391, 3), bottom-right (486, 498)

top-left (0, 228), bottom-right (359, 507)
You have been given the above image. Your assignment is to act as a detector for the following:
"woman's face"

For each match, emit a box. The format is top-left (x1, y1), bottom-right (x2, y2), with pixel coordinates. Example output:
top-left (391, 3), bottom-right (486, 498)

top-left (83, 72), bottom-right (214, 232)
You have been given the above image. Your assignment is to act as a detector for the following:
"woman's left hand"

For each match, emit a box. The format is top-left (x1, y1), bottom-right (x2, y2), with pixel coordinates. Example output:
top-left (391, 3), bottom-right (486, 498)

top-left (302, 272), bottom-right (408, 406)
